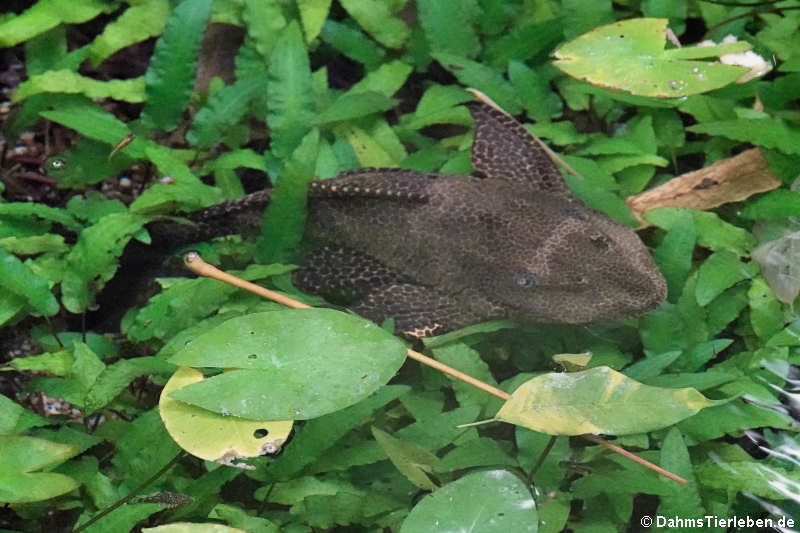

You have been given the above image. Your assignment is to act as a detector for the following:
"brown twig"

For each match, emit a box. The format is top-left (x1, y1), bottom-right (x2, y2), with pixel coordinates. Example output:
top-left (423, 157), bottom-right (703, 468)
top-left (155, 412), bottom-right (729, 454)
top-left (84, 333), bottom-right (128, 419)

top-left (183, 253), bottom-right (687, 485)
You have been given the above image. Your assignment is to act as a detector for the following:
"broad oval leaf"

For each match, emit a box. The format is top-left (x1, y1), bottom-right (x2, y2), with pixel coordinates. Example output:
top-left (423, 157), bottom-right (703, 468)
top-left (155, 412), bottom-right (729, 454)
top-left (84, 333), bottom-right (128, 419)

top-left (159, 367), bottom-right (293, 466)
top-left (495, 366), bottom-right (718, 436)
top-left (168, 309), bottom-right (407, 420)
top-left (400, 469), bottom-right (537, 533)
top-left (752, 231), bottom-right (800, 304)
top-left (554, 18), bottom-right (748, 98)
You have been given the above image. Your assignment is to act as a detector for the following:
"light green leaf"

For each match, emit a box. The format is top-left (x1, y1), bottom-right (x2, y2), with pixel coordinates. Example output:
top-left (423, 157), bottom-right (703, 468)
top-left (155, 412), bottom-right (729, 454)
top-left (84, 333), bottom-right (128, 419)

top-left (695, 251), bottom-right (758, 306)
top-left (0, 247), bottom-right (59, 316)
top-left (0, 234), bottom-right (67, 255)
top-left (741, 189), bottom-right (800, 220)
top-left (400, 470), bottom-right (537, 533)
top-left (130, 145), bottom-right (223, 213)
top-left (243, 0), bottom-right (287, 58)
top-left (168, 309), bottom-right (407, 420)
top-left (88, 0), bottom-right (170, 65)
top-left (644, 207), bottom-right (756, 256)
top-left (748, 277), bottom-right (785, 339)
top-left (0, 435), bottom-right (80, 503)
top-left (339, 0), bottom-right (410, 49)
top-left (140, 0), bottom-right (213, 131)
top-left (14, 70), bottom-right (145, 103)
top-left (298, 0), bottom-right (332, 42)
top-left (554, 18), bottom-right (748, 97)
top-left (0, 0), bottom-right (109, 47)
top-left (496, 366), bottom-right (718, 436)
top-left (320, 19), bottom-right (386, 69)
top-left (334, 123), bottom-right (396, 167)
top-left (1, 350), bottom-right (73, 376)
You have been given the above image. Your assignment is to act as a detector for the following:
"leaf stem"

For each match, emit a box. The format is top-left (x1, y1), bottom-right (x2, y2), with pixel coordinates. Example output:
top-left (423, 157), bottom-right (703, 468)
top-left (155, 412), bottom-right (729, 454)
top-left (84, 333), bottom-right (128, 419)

top-left (183, 253), bottom-right (687, 485)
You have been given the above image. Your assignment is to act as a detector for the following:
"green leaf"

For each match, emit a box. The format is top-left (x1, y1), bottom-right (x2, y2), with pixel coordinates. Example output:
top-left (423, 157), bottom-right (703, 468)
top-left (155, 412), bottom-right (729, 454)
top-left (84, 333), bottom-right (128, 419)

top-left (334, 123), bottom-right (396, 167)
top-left (695, 251), bottom-right (758, 306)
top-left (140, 0), bottom-right (213, 131)
top-left (740, 189), bottom-right (800, 220)
top-left (0, 435), bottom-right (80, 503)
top-left (0, 0), bottom-right (109, 47)
top-left (748, 277), bottom-right (784, 339)
top-left (433, 53), bottom-right (522, 114)
top-left (61, 213), bottom-right (147, 313)
top-left (257, 128), bottom-right (319, 263)
top-left (554, 18), bottom-right (748, 97)
top-left (130, 145), bottom-right (223, 213)
top-left (697, 451), bottom-right (800, 500)
top-left (347, 60), bottom-right (412, 97)
top-left (400, 470), bottom-right (537, 533)
top-left (371, 427), bottom-right (439, 490)
top-left (14, 70), bottom-right (145, 103)
top-left (265, 385), bottom-right (409, 481)
top-left (496, 366), bottom-right (718, 436)
top-left (168, 309), bottom-right (407, 420)
top-left (644, 207), bottom-right (756, 256)
top-left (339, 0), bottom-right (410, 49)
top-left (313, 91), bottom-right (395, 125)
top-left (298, 0), bottom-right (332, 42)
top-left (417, 0), bottom-right (479, 58)
top-left (0, 395), bottom-right (49, 435)
top-left (39, 99), bottom-right (145, 158)
top-left (0, 234), bottom-right (67, 255)
top-left (1, 350), bottom-right (73, 376)
top-left (267, 21), bottom-right (315, 158)
top-left (320, 19), bottom-right (386, 69)
top-left (242, 0), bottom-right (287, 59)
top-left (187, 76), bottom-right (263, 148)
top-left (85, 357), bottom-right (174, 413)
top-left (0, 247), bottom-right (59, 316)
top-left (652, 209), bottom-right (696, 301)
top-left (688, 118), bottom-right (800, 155)
top-left (88, 0), bottom-right (170, 65)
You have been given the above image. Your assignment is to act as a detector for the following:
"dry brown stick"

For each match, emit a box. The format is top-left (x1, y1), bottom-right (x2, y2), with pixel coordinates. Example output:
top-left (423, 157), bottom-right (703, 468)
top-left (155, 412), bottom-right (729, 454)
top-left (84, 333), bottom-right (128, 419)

top-left (183, 252), bottom-right (687, 485)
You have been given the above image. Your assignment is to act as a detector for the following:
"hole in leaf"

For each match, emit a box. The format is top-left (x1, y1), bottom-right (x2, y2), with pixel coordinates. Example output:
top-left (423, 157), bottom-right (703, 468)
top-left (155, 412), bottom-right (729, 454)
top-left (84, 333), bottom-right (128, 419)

top-left (254, 428), bottom-right (268, 438)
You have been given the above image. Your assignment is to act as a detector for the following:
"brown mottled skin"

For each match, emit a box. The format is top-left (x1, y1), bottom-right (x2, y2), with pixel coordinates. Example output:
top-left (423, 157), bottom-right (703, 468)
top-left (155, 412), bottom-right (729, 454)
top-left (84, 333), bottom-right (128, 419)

top-left (153, 99), bottom-right (667, 338)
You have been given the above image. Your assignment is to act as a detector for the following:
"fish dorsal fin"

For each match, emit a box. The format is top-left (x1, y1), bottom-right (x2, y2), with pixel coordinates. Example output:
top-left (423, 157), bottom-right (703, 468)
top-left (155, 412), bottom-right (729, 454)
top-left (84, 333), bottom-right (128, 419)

top-left (466, 89), bottom-right (572, 199)
top-left (309, 168), bottom-right (435, 202)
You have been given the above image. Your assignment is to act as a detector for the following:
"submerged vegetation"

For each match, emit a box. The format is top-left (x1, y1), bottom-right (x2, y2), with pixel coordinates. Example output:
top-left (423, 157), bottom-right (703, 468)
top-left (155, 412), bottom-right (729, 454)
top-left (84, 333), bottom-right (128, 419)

top-left (1, 0), bottom-right (800, 531)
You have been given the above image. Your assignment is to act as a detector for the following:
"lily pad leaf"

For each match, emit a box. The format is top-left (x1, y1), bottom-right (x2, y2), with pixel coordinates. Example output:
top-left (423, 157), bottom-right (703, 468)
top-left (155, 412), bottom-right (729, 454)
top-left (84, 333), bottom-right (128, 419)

top-left (159, 367), bottom-right (293, 468)
top-left (168, 309), bottom-right (407, 420)
top-left (553, 18), bottom-right (748, 98)
top-left (400, 469), bottom-right (537, 533)
top-left (495, 366), bottom-right (719, 436)
top-left (0, 435), bottom-right (81, 503)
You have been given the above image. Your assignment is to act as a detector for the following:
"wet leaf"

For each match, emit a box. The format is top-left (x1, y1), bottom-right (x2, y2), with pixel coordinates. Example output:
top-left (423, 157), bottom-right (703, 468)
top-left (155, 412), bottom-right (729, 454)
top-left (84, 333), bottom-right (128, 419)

top-left (554, 18), bottom-right (748, 97)
top-left (168, 309), bottom-right (407, 420)
top-left (400, 470), bottom-right (537, 533)
top-left (160, 367), bottom-right (293, 466)
top-left (495, 366), bottom-right (718, 436)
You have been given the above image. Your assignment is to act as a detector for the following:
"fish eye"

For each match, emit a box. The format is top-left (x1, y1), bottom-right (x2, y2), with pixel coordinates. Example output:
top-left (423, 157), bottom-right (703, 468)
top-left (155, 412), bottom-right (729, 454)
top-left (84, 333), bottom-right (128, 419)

top-left (514, 270), bottom-right (539, 288)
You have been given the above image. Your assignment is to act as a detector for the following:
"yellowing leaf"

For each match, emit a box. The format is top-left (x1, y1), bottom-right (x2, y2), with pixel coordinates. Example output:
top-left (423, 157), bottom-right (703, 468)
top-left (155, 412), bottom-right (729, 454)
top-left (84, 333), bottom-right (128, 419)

top-left (159, 366), bottom-right (293, 468)
top-left (495, 366), bottom-right (718, 436)
top-left (552, 352), bottom-right (592, 371)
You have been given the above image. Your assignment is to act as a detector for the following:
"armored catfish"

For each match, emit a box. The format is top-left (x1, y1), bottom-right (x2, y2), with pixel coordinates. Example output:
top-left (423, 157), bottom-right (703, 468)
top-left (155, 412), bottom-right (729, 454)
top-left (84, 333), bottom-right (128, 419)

top-left (289, 97), bottom-right (667, 338)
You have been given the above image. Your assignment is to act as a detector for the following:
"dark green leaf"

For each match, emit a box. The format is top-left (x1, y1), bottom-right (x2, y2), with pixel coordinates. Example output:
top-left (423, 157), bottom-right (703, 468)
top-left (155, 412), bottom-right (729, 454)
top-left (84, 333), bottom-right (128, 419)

top-left (140, 0), bottom-right (213, 131)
